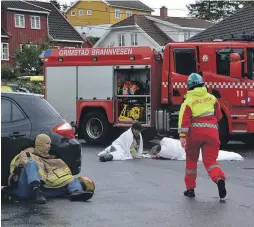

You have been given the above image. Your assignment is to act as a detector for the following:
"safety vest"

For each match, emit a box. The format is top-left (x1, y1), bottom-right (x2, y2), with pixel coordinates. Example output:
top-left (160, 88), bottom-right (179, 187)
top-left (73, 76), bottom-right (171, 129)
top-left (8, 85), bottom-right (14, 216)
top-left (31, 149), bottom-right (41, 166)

top-left (178, 87), bottom-right (217, 136)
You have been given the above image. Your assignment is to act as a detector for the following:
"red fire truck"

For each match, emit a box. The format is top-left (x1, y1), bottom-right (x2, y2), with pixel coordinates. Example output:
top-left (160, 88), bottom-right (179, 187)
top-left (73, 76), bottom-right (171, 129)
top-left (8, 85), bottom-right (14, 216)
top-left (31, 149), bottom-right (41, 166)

top-left (43, 38), bottom-right (254, 146)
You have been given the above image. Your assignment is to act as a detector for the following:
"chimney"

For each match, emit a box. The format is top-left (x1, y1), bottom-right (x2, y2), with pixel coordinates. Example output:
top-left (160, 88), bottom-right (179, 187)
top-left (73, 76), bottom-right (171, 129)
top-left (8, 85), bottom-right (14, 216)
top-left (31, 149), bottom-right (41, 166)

top-left (160, 6), bottom-right (168, 18)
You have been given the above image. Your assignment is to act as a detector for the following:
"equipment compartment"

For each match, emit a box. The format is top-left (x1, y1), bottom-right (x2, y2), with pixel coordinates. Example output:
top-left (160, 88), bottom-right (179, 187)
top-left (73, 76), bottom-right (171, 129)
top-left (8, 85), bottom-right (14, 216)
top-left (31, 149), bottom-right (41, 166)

top-left (113, 66), bottom-right (151, 125)
top-left (114, 67), bottom-right (151, 96)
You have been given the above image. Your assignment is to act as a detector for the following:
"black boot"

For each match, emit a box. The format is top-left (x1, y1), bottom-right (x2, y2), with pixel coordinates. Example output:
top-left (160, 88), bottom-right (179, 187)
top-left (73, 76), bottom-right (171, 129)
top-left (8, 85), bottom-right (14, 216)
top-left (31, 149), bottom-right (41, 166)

top-left (32, 187), bottom-right (47, 204)
top-left (217, 179), bottom-right (227, 199)
top-left (99, 154), bottom-right (113, 162)
top-left (70, 190), bottom-right (93, 202)
top-left (184, 189), bottom-right (195, 197)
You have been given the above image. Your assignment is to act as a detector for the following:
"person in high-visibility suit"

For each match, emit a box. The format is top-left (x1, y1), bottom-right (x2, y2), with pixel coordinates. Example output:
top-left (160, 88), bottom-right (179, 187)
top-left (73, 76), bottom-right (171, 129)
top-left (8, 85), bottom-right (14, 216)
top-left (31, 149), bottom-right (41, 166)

top-left (178, 73), bottom-right (226, 199)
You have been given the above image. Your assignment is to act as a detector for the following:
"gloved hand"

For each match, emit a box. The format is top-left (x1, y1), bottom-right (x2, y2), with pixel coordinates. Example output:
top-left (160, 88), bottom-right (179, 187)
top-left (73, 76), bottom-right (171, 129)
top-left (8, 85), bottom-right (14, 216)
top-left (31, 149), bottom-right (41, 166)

top-left (180, 137), bottom-right (187, 150)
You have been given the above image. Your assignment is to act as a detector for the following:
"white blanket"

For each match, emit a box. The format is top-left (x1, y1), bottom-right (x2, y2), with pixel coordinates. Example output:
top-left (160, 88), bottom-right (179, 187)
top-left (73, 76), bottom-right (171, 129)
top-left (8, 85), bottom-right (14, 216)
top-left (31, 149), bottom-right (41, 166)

top-left (146, 137), bottom-right (244, 161)
top-left (98, 128), bottom-right (143, 161)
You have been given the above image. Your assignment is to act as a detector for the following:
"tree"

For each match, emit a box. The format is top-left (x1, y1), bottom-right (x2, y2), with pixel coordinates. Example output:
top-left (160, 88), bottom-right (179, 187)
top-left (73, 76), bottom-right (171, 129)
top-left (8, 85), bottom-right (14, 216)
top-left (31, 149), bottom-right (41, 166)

top-left (87, 36), bottom-right (100, 45)
top-left (13, 44), bottom-right (44, 75)
top-left (62, 3), bottom-right (68, 11)
top-left (186, 0), bottom-right (254, 22)
top-left (50, 0), bottom-right (61, 10)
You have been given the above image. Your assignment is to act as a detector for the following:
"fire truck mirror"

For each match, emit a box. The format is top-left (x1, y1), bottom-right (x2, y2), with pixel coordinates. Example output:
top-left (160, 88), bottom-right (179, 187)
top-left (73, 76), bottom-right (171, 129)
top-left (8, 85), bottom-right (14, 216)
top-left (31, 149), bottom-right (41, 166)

top-left (230, 53), bottom-right (242, 78)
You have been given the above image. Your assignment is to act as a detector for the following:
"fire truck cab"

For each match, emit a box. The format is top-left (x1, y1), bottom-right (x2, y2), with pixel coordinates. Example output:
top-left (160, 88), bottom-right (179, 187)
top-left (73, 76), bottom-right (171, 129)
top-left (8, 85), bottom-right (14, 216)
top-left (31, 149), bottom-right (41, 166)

top-left (43, 36), bottom-right (254, 146)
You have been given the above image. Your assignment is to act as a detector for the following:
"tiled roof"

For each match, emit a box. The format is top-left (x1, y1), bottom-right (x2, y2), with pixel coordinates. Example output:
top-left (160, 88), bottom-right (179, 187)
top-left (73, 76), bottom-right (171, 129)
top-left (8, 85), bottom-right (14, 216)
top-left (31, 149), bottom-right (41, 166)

top-left (151, 16), bottom-right (214, 29)
top-left (1, 27), bottom-right (9, 37)
top-left (112, 15), bottom-right (173, 46)
top-left (187, 2), bottom-right (254, 41)
top-left (106, 1), bottom-right (153, 12)
top-left (27, 1), bottom-right (85, 43)
top-left (1, 0), bottom-right (49, 13)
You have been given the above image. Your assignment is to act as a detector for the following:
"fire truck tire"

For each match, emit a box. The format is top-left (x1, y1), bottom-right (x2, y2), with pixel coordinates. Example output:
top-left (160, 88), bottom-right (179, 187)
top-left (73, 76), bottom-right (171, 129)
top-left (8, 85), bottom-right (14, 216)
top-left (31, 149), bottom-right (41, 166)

top-left (219, 116), bottom-right (229, 148)
top-left (82, 112), bottom-right (110, 145)
top-left (141, 128), bottom-right (157, 142)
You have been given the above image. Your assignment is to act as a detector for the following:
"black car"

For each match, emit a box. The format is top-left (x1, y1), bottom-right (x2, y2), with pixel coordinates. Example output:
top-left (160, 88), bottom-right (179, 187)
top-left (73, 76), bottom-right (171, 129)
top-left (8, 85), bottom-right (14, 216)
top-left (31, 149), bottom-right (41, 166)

top-left (1, 92), bottom-right (82, 186)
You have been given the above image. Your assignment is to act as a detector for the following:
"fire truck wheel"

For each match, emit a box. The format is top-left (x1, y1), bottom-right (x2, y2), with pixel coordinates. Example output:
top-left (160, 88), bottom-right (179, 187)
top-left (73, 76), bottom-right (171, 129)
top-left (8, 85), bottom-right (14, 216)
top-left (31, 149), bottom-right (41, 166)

top-left (82, 112), bottom-right (110, 145)
top-left (141, 128), bottom-right (157, 142)
top-left (219, 116), bottom-right (229, 148)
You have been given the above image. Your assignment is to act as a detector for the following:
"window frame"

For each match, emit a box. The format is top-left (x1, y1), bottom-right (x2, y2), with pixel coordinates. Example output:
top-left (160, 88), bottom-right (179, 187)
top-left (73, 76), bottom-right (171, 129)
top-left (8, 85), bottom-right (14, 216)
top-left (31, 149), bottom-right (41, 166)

top-left (115, 9), bottom-right (121, 19)
top-left (118, 34), bottom-right (125, 46)
top-left (1, 43), bottom-right (9, 60)
top-left (1, 98), bottom-right (27, 123)
top-left (173, 48), bottom-right (197, 76)
top-left (79, 9), bottom-right (84, 16)
top-left (14, 14), bottom-right (25, 28)
top-left (30, 15), bottom-right (41, 29)
top-left (216, 48), bottom-right (244, 77)
top-left (87, 9), bottom-right (92, 16)
top-left (126, 11), bottom-right (132, 17)
top-left (131, 33), bottom-right (138, 46)
top-left (20, 44), bottom-right (38, 50)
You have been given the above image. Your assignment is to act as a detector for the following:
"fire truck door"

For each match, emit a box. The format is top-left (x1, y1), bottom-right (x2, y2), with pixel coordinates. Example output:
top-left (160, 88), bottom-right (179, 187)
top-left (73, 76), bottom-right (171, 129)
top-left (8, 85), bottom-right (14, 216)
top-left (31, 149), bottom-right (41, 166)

top-left (170, 47), bottom-right (198, 105)
top-left (209, 48), bottom-right (247, 106)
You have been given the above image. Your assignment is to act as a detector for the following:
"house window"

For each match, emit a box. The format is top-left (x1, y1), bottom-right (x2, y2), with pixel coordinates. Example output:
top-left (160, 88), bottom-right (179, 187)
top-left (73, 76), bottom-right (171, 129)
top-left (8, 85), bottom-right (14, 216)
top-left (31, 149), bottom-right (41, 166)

top-left (126, 11), bottom-right (132, 17)
top-left (131, 33), bottom-right (138, 45)
top-left (174, 48), bottom-right (197, 75)
top-left (71, 11), bottom-right (76, 16)
top-left (216, 48), bottom-right (244, 76)
top-left (31, 16), bottom-right (41, 29)
top-left (79, 10), bottom-right (84, 16)
top-left (115, 9), bottom-right (121, 19)
top-left (184, 31), bottom-right (191, 41)
top-left (1, 43), bottom-right (9, 60)
top-left (20, 44), bottom-right (38, 50)
top-left (15, 14), bottom-right (25, 28)
top-left (118, 34), bottom-right (125, 46)
top-left (87, 10), bottom-right (92, 15)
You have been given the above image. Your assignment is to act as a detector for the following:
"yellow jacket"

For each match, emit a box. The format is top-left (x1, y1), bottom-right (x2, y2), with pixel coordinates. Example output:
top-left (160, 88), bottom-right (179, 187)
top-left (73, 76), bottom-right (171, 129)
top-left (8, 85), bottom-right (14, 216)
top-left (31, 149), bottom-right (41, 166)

top-left (9, 148), bottom-right (74, 188)
top-left (1, 85), bottom-right (13, 92)
top-left (178, 87), bottom-right (222, 137)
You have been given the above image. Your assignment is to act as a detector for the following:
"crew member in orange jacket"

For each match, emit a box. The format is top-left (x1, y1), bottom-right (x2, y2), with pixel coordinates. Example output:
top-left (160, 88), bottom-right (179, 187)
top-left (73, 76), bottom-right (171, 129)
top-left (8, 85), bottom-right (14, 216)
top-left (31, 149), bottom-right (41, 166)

top-left (178, 73), bottom-right (226, 199)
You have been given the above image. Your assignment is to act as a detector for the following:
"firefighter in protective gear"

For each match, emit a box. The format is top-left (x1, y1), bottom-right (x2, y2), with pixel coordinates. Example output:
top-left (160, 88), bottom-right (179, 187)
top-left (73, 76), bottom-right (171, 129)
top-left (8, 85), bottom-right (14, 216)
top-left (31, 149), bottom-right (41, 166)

top-left (178, 73), bottom-right (226, 199)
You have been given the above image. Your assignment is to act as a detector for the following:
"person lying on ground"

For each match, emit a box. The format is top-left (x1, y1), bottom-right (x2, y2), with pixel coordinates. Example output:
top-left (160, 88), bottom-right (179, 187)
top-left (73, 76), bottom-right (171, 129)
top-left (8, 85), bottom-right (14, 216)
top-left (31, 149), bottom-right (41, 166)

top-left (5, 134), bottom-right (95, 204)
top-left (145, 137), bottom-right (244, 161)
top-left (98, 121), bottom-right (144, 162)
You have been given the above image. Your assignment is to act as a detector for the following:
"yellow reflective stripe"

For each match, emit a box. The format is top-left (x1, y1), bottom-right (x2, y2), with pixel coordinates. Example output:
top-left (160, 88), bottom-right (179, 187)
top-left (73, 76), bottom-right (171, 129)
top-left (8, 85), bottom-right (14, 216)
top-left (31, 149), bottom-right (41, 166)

top-left (207, 164), bottom-right (220, 172)
top-left (46, 175), bottom-right (73, 187)
top-left (185, 169), bottom-right (197, 174)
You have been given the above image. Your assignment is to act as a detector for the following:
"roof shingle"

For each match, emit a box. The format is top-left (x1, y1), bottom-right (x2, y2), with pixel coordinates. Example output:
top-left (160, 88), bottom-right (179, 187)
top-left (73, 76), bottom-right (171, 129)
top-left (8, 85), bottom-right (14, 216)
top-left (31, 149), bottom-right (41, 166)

top-left (187, 2), bottom-right (254, 41)
top-left (27, 1), bottom-right (85, 43)
top-left (112, 15), bottom-right (173, 46)
top-left (106, 1), bottom-right (153, 12)
top-left (1, 0), bottom-right (49, 13)
top-left (151, 16), bottom-right (214, 29)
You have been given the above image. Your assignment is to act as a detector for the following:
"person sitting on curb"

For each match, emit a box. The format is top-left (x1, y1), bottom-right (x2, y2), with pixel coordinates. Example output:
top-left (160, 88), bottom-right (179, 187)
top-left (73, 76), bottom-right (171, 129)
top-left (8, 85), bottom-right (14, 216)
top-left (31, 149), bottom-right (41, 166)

top-left (98, 121), bottom-right (144, 162)
top-left (6, 134), bottom-right (95, 204)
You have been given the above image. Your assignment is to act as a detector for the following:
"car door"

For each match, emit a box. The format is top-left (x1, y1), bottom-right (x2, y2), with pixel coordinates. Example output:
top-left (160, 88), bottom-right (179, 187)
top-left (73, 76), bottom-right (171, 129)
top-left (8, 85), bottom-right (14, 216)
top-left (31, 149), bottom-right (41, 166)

top-left (1, 97), bottom-right (32, 185)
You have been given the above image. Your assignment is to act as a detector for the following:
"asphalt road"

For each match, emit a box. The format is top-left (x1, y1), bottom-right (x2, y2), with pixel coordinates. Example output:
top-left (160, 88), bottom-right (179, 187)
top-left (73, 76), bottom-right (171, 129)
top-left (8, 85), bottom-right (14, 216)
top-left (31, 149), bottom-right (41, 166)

top-left (2, 141), bottom-right (254, 227)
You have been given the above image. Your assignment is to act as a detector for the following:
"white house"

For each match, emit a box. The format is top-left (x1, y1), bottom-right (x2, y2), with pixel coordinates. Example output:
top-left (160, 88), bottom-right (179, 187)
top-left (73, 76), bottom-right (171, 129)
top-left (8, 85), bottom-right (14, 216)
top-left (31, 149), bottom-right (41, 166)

top-left (94, 6), bottom-right (214, 48)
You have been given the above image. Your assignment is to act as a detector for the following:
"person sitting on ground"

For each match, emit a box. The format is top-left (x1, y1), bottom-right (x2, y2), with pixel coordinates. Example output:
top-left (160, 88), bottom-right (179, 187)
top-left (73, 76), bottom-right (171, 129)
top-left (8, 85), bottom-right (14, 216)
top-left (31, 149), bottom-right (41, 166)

top-left (98, 121), bottom-right (144, 162)
top-left (7, 134), bottom-right (95, 204)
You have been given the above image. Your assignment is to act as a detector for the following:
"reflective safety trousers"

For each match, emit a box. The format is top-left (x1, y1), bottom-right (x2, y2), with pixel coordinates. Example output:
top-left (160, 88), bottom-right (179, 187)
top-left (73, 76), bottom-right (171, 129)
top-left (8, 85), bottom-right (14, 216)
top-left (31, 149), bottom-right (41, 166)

top-left (184, 127), bottom-right (226, 190)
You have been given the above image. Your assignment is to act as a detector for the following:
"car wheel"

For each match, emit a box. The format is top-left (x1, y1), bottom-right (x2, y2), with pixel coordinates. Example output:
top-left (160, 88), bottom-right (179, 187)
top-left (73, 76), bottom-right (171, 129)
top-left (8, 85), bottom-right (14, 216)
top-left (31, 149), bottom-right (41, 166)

top-left (82, 112), bottom-right (110, 145)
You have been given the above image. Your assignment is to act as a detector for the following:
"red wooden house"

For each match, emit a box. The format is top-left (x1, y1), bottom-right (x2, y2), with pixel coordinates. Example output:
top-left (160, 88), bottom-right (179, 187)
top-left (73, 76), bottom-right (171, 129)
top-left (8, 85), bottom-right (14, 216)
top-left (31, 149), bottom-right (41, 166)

top-left (1, 0), bottom-right (92, 66)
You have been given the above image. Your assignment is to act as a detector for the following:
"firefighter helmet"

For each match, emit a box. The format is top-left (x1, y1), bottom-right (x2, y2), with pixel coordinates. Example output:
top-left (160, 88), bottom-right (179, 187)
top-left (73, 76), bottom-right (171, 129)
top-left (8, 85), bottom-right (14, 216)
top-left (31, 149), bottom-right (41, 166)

top-left (187, 73), bottom-right (205, 90)
top-left (78, 176), bottom-right (95, 193)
